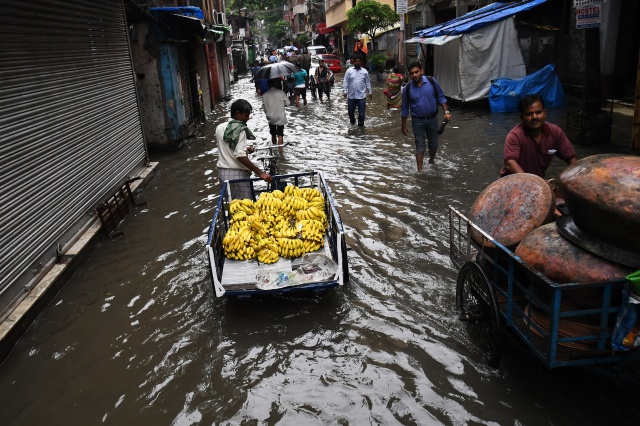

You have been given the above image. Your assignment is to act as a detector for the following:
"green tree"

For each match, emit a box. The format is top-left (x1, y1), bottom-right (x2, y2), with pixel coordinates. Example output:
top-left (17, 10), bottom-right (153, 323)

top-left (266, 19), bottom-right (290, 43)
top-left (346, 0), bottom-right (400, 48)
top-left (226, 0), bottom-right (291, 46)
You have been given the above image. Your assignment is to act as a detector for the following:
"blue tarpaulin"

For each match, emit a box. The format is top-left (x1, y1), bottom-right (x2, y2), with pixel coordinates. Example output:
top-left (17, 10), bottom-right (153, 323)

top-left (489, 63), bottom-right (566, 113)
top-left (414, 0), bottom-right (548, 38)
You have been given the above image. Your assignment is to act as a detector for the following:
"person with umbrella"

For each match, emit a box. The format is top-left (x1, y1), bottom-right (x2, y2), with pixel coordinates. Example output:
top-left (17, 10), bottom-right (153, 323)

top-left (262, 79), bottom-right (290, 152)
top-left (253, 61), bottom-right (302, 99)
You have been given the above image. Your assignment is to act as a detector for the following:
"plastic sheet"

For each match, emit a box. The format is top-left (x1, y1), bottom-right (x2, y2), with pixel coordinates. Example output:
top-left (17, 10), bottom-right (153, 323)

top-left (255, 253), bottom-right (338, 291)
top-left (489, 63), bottom-right (566, 113)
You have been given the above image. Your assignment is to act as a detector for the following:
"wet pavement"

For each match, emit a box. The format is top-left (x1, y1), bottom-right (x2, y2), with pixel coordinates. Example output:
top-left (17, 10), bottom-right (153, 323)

top-left (0, 73), bottom-right (638, 425)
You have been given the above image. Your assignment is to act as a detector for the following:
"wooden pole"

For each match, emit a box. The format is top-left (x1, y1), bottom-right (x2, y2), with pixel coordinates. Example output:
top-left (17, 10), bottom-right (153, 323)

top-left (632, 48), bottom-right (640, 154)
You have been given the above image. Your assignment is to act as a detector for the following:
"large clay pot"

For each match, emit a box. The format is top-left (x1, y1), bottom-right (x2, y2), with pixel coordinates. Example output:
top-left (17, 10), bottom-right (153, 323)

top-left (558, 154), bottom-right (640, 252)
top-left (515, 223), bottom-right (631, 310)
top-left (469, 173), bottom-right (555, 248)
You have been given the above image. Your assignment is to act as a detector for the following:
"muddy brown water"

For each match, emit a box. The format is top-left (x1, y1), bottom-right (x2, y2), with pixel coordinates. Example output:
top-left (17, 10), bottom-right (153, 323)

top-left (1, 75), bottom-right (638, 425)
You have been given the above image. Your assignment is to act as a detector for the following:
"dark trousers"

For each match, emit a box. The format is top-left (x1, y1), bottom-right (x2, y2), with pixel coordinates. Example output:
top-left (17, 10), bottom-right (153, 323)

top-left (347, 98), bottom-right (367, 126)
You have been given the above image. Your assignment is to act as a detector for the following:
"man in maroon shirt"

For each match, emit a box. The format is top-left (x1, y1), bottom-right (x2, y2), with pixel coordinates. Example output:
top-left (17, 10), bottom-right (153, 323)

top-left (500, 94), bottom-right (577, 178)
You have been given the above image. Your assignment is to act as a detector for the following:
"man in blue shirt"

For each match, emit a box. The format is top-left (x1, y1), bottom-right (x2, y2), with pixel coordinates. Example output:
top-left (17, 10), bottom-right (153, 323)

top-left (401, 61), bottom-right (452, 171)
top-left (342, 54), bottom-right (372, 126)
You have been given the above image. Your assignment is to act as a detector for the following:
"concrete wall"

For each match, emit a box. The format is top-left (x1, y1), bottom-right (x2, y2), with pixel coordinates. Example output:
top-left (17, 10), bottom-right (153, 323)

top-left (129, 21), bottom-right (172, 149)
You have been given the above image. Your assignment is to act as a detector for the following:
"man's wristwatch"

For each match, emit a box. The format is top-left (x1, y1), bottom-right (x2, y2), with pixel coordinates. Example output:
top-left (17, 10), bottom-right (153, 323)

top-left (444, 110), bottom-right (450, 114)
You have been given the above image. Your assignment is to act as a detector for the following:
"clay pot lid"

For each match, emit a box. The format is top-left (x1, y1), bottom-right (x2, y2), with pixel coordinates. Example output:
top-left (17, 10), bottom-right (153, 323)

top-left (556, 215), bottom-right (640, 269)
top-left (469, 173), bottom-right (555, 248)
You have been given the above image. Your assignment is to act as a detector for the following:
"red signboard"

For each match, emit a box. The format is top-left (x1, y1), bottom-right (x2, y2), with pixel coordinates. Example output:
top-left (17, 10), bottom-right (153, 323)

top-left (316, 22), bottom-right (336, 35)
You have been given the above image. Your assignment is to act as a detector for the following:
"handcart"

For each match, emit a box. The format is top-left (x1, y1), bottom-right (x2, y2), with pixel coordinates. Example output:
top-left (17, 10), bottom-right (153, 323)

top-left (448, 205), bottom-right (637, 369)
top-left (205, 171), bottom-right (348, 298)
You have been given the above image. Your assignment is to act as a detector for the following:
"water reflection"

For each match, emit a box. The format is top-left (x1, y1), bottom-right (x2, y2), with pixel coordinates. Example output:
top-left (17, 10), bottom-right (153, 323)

top-left (0, 75), bottom-right (637, 425)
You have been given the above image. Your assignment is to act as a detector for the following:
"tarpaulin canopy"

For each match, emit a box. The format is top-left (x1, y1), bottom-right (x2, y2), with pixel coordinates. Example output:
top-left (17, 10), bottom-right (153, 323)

top-left (150, 7), bottom-right (206, 40)
top-left (404, 0), bottom-right (549, 102)
top-left (413, 0), bottom-right (549, 38)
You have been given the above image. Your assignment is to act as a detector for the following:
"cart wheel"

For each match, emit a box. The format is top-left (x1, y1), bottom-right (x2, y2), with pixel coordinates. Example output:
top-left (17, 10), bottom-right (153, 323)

top-left (456, 261), bottom-right (502, 367)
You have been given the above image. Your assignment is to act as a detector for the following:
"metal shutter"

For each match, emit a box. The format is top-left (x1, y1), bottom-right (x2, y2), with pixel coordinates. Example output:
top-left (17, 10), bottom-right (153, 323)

top-left (197, 47), bottom-right (211, 113)
top-left (0, 0), bottom-right (147, 311)
top-left (177, 45), bottom-right (192, 122)
top-left (219, 50), bottom-right (231, 99)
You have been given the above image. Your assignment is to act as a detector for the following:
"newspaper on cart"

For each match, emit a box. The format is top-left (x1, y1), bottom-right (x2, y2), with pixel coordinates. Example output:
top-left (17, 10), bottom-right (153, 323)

top-left (256, 253), bottom-right (338, 290)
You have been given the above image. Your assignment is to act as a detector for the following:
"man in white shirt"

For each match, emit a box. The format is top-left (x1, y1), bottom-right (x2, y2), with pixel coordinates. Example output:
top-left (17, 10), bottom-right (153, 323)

top-left (342, 54), bottom-right (372, 126)
top-left (216, 99), bottom-right (272, 199)
top-left (262, 79), bottom-right (290, 151)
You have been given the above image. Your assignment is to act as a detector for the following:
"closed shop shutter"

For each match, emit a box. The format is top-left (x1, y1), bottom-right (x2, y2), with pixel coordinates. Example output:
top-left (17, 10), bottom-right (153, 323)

top-left (177, 45), bottom-right (193, 122)
top-left (197, 47), bottom-right (212, 113)
top-left (0, 0), bottom-right (147, 311)
top-left (220, 52), bottom-right (231, 99)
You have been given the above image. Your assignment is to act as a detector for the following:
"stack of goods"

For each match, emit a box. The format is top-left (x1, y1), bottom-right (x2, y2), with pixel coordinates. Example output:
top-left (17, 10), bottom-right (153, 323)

top-left (469, 155), bottom-right (640, 350)
top-left (222, 185), bottom-right (328, 264)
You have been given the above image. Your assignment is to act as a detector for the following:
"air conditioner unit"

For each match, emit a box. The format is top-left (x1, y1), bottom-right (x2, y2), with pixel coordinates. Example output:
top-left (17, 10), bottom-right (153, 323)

top-left (217, 12), bottom-right (226, 25)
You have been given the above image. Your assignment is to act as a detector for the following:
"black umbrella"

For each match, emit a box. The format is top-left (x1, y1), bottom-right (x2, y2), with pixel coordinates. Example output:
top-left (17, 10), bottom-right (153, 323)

top-left (254, 62), bottom-right (301, 80)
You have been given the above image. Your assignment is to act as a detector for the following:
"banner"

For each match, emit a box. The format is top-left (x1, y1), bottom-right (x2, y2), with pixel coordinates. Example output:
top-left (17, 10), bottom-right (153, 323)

top-left (575, 2), bottom-right (602, 29)
top-left (396, 0), bottom-right (407, 14)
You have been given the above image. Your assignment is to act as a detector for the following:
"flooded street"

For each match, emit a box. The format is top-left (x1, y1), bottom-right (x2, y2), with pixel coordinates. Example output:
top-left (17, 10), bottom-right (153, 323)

top-left (0, 75), bottom-right (638, 425)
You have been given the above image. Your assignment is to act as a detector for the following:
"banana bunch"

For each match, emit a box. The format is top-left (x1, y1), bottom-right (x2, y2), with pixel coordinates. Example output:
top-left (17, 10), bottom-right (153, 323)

top-left (284, 185), bottom-right (302, 198)
top-left (223, 185), bottom-right (328, 262)
top-left (280, 195), bottom-right (308, 217)
top-left (300, 187), bottom-right (323, 202)
top-left (255, 192), bottom-right (283, 217)
top-left (297, 219), bottom-right (325, 243)
top-left (229, 198), bottom-right (254, 215)
top-left (307, 196), bottom-right (325, 210)
top-left (257, 248), bottom-right (279, 264)
top-left (301, 239), bottom-right (323, 253)
top-left (277, 237), bottom-right (306, 259)
top-left (246, 214), bottom-right (268, 238)
top-left (273, 223), bottom-right (298, 238)
top-left (295, 206), bottom-right (326, 225)
top-left (222, 229), bottom-right (257, 261)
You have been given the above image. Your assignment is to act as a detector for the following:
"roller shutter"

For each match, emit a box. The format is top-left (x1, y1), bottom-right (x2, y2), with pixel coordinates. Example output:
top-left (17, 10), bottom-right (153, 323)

top-left (218, 48), bottom-right (231, 99)
top-left (0, 0), bottom-right (147, 311)
top-left (197, 47), bottom-right (211, 113)
top-left (177, 45), bottom-right (192, 122)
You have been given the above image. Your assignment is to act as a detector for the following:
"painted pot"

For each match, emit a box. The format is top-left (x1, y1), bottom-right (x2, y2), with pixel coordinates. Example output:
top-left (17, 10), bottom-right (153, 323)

top-left (558, 154), bottom-right (640, 252)
top-left (515, 223), bottom-right (632, 310)
top-left (469, 173), bottom-right (555, 249)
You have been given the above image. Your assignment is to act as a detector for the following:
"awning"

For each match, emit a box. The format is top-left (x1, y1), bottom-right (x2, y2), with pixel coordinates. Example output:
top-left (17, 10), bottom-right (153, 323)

top-left (413, 0), bottom-right (548, 38)
top-left (404, 35), bottom-right (462, 45)
top-left (316, 22), bottom-right (337, 35)
top-left (150, 7), bottom-right (206, 40)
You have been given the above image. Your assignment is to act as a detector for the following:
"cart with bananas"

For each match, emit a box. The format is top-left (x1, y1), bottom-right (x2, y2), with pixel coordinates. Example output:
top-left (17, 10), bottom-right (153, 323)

top-left (205, 171), bottom-right (349, 298)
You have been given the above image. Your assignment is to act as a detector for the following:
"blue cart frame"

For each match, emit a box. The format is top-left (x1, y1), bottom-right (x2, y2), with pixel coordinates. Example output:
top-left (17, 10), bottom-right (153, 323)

top-left (206, 171), bottom-right (348, 298)
top-left (449, 206), bottom-right (637, 369)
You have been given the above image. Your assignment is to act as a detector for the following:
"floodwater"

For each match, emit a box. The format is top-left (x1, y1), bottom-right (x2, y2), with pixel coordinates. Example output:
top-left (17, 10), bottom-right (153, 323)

top-left (0, 75), bottom-right (638, 425)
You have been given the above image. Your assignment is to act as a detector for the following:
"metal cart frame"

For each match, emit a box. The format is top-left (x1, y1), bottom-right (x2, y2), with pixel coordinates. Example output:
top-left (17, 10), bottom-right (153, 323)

top-left (448, 206), bottom-right (635, 369)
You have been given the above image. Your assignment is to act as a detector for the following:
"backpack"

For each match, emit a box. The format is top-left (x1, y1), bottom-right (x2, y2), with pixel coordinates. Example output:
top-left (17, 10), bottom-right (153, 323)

top-left (405, 75), bottom-right (437, 100)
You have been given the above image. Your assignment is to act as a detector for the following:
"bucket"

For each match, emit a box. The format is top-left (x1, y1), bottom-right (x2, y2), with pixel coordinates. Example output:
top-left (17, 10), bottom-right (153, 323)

top-left (628, 270), bottom-right (640, 296)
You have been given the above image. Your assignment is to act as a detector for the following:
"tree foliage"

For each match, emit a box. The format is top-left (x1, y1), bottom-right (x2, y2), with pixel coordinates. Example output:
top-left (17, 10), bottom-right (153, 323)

top-left (346, 0), bottom-right (400, 41)
top-left (226, 0), bottom-right (290, 45)
top-left (266, 19), bottom-right (290, 43)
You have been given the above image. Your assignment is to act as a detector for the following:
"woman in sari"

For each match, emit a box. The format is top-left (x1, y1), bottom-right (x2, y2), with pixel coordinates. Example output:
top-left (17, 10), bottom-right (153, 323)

top-left (384, 67), bottom-right (403, 109)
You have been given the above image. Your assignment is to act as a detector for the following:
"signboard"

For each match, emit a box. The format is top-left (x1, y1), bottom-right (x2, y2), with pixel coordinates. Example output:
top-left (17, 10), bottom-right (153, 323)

top-left (574, 0), bottom-right (605, 6)
top-left (396, 0), bottom-right (407, 14)
top-left (575, 2), bottom-right (602, 29)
